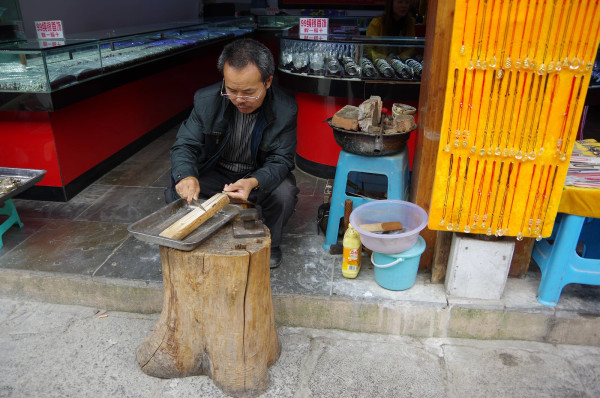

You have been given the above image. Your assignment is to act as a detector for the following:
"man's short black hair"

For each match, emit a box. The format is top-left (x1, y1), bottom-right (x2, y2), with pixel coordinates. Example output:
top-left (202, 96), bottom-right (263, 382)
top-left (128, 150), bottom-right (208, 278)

top-left (217, 38), bottom-right (275, 82)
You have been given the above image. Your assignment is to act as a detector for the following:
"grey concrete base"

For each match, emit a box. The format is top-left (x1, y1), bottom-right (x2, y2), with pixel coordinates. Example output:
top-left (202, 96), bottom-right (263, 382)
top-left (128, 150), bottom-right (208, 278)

top-left (2, 268), bottom-right (599, 347)
top-left (0, 268), bottom-right (162, 314)
top-left (273, 294), bottom-right (600, 347)
top-left (446, 233), bottom-right (514, 300)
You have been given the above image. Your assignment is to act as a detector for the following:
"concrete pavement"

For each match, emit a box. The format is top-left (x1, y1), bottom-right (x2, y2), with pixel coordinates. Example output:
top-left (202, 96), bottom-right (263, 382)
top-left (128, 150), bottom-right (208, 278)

top-left (1, 296), bottom-right (599, 398)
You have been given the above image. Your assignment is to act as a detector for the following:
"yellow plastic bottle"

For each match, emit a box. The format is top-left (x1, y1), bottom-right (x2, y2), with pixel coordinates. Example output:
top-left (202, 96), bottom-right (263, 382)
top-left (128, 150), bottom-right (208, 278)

top-left (342, 224), bottom-right (362, 279)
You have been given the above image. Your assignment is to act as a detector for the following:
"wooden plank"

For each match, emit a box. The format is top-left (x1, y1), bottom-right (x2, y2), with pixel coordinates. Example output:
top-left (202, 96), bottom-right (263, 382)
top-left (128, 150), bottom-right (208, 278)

top-left (410, 0), bottom-right (456, 275)
top-left (431, 230), bottom-right (453, 284)
top-left (508, 238), bottom-right (534, 277)
top-left (159, 193), bottom-right (229, 240)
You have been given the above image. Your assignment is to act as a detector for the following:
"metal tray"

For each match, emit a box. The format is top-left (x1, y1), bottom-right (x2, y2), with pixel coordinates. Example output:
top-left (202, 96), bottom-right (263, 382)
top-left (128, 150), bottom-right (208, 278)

top-left (0, 167), bottom-right (47, 205)
top-left (127, 198), bottom-right (240, 251)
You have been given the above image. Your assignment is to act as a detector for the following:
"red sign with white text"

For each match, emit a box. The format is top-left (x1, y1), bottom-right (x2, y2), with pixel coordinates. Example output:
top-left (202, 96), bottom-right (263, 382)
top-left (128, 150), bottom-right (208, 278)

top-left (39, 40), bottom-right (65, 48)
top-left (299, 17), bottom-right (328, 35)
top-left (299, 34), bottom-right (328, 41)
top-left (34, 20), bottom-right (64, 39)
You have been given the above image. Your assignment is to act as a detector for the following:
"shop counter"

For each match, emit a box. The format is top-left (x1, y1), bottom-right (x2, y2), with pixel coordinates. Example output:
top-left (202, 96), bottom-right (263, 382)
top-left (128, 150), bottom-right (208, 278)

top-left (0, 19), bottom-right (254, 201)
top-left (277, 34), bottom-right (424, 178)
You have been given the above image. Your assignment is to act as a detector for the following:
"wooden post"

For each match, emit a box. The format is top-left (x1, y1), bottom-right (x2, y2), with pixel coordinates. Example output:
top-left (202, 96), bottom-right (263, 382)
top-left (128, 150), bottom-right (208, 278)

top-left (136, 224), bottom-right (279, 398)
top-left (410, 0), bottom-right (455, 277)
top-left (508, 238), bottom-right (534, 277)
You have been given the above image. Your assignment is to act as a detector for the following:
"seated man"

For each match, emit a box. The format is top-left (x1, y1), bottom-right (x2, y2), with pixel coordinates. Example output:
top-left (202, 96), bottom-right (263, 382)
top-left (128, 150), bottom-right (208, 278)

top-left (166, 38), bottom-right (299, 268)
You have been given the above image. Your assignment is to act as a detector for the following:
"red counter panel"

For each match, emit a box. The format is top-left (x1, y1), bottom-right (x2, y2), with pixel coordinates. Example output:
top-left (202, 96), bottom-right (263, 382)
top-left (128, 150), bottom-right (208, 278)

top-left (50, 59), bottom-right (212, 186)
top-left (0, 111), bottom-right (60, 186)
top-left (1, 54), bottom-right (220, 192)
top-left (296, 92), bottom-right (363, 168)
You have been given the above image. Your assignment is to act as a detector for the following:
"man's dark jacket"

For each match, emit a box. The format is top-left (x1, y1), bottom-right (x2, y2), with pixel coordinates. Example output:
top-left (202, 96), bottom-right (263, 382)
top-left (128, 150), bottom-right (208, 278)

top-left (170, 82), bottom-right (298, 193)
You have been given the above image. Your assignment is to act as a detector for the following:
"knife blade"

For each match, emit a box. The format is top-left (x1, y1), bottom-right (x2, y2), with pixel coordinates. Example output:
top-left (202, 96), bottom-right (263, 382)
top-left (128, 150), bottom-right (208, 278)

top-left (191, 198), bottom-right (209, 212)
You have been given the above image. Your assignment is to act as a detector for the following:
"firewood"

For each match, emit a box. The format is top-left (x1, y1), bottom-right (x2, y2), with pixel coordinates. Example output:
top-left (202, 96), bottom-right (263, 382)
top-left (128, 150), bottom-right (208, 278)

top-left (367, 125), bottom-right (383, 135)
top-left (392, 103), bottom-right (417, 116)
top-left (358, 96), bottom-right (382, 131)
top-left (393, 114), bottom-right (417, 133)
top-left (332, 105), bottom-right (360, 131)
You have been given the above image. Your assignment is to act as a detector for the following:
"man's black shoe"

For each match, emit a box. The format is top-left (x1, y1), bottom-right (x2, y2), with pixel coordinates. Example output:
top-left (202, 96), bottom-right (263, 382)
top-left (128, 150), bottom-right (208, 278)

top-left (270, 247), bottom-right (282, 269)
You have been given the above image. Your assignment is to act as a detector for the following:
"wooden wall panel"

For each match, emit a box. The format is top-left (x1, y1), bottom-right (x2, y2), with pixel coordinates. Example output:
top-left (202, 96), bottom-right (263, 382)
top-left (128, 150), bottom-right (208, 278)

top-left (411, 0), bottom-right (455, 276)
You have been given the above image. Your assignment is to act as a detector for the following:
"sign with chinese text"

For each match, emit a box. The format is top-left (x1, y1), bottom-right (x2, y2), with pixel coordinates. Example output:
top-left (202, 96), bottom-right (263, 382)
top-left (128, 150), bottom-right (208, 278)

top-left (299, 17), bottom-right (328, 35)
top-left (38, 40), bottom-right (65, 48)
top-left (34, 20), bottom-right (64, 39)
top-left (299, 34), bottom-right (328, 41)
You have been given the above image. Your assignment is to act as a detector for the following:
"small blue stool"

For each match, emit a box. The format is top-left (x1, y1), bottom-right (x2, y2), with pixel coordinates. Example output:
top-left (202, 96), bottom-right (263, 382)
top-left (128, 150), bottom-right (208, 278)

top-left (0, 199), bottom-right (24, 249)
top-left (323, 148), bottom-right (409, 250)
top-left (532, 214), bottom-right (600, 306)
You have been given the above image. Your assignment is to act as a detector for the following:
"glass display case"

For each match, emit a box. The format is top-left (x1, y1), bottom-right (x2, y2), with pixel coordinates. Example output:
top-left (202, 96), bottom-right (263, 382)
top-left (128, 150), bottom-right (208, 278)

top-left (279, 35), bottom-right (425, 82)
top-left (257, 15), bottom-right (300, 30)
top-left (0, 18), bottom-right (255, 94)
top-left (0, 0), bottom-right (26, 44)
top-left (257, 15), bottom-right (370, 34)
top-left (277, 34), bottom-right (425, 102)
top-left (0, 40), bottom-right (103, 92)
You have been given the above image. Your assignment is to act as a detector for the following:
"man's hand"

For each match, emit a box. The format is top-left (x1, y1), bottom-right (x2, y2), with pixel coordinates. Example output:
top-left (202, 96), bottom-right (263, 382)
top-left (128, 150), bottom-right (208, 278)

top-left (175, 176), bottom-right (200, 204)
top-left (223, 177), bottom-right (258, 201)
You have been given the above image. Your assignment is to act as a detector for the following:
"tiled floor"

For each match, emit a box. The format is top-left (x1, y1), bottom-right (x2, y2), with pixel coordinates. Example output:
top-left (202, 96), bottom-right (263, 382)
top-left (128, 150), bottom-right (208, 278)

top-left (0, 123), bottom-right (347, 296)
top-left (1, 121), bottom-right (600, 308)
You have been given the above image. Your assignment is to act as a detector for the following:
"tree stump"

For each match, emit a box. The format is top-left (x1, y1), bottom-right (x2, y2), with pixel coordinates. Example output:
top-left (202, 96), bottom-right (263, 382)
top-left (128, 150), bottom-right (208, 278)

top-left (136, 225), bottom-right (279, 397)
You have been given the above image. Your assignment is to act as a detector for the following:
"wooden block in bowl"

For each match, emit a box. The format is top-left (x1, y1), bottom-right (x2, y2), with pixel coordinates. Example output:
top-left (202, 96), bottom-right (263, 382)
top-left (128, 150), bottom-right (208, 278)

top-left (332, 105), bottom-right (360, 131)
top-left (359, 221), bottom-right (403, 233)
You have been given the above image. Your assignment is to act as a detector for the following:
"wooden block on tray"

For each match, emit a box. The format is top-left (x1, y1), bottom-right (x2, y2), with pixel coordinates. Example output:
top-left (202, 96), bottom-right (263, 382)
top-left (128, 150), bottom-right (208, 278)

top-left (159, 193), bottom-right (229, 241)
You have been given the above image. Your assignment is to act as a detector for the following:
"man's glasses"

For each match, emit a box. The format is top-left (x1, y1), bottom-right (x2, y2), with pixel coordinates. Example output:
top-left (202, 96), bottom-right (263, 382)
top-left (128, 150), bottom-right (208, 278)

top-left (220, 80), bottom-right (265, 103)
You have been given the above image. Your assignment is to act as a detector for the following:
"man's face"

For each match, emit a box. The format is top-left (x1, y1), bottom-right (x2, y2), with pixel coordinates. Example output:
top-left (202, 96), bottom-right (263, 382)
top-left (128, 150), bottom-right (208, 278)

top-left (393, 0), bottom-right (410, 18)
top-left (222, 62), bottom-right (273, 114)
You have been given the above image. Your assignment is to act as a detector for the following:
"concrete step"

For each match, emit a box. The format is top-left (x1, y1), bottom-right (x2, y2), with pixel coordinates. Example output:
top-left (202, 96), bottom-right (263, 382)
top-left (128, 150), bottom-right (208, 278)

top-left (2, 267), bottom-right (599, 347)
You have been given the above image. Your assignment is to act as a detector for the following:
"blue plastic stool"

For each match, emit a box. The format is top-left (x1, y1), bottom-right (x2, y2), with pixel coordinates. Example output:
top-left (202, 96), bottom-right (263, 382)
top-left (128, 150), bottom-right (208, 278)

top-left (0, 199), bottom-right (24, 249)
top-left (323, 148), bottom-right (409, 250)
top-left (532, 213), bottom-right (600, 306)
